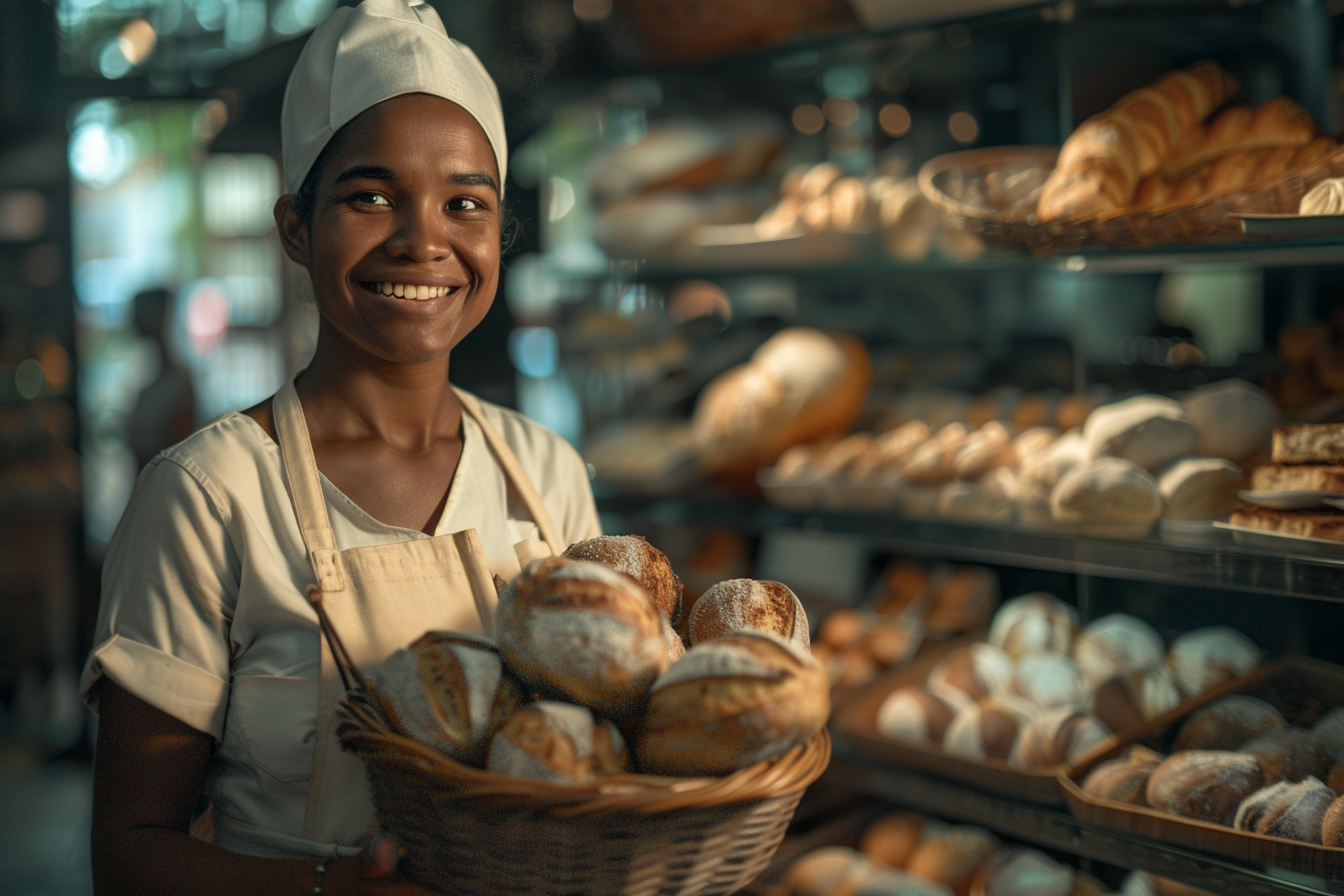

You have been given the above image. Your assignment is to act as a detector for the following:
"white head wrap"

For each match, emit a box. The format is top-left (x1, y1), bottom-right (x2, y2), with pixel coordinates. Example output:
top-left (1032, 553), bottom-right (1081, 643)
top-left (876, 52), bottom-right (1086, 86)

top-left (280, 0), bottom-right (507, 196)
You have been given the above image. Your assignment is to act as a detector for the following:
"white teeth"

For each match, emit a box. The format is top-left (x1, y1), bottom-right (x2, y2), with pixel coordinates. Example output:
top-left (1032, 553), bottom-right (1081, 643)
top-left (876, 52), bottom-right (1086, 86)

top-left (370, 283), bottom-right (453, 300)
top-left (393, 283), bottom-right (404, 297)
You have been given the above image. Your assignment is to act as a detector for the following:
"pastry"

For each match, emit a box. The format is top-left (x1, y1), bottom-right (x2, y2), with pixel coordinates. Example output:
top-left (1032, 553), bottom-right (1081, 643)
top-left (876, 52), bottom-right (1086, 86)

top-left (1233, 777), bottom-right (1335, 842)
top-left (1244, 460), bottom-right (1344, 491)
top-left (1272, 423), bottom-right (1344, 464)
top-left (1145, 750), bottom-right (1265, 824)
top-left (987, 593), bottom-right (1078, 659)
top-left (1172, 695), bottom-right (1285, 751)
top-left (1049, 457), bottom-right (1162, 538)
top-left (1073, 613), bottom-right (1165, 689)
top-left (952, 421), bottom-right (1013, 480)
top-left (1082, 396), bottom-right (1197, 472)
top-left (687, 578), bottom-right (809, 649)
top-left (926, 643), bottom-right (1015, 711)
top-left (1165, 626), bottom-right (1262, 699)
top-left (1080, 744), bottom-right (1165, 804)
top-left (485, 700), bottom-right (629, 784)
top-left (942, 696), bottom-right (1037, 762)
top-left (562, 534), bottom-right (684, 625)
top-left (876, 686), bottom-right (959, 745)
top-left (1157, 457), bottom-right (1242, 520)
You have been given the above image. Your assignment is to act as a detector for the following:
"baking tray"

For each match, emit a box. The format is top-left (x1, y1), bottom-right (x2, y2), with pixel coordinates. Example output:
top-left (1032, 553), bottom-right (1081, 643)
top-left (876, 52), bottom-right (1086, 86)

top-left (832, 633), bottom-right (1076, 806)
top-left (1061, 656), bottom-right (1344, 880)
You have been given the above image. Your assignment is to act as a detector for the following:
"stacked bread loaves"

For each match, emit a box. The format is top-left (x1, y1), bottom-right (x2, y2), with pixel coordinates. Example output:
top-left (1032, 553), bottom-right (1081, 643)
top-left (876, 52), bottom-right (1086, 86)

top-left (370, 534), bottom-right (829, 786)
top-left (1239, 422), bottom-right (1344, 543)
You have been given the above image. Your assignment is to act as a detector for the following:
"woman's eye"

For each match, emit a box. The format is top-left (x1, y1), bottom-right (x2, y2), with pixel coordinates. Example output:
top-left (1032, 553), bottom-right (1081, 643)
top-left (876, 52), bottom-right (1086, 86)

top-left (449, 197), bottom-right (484, 211)
top-left (351, 192), bottom-right (390, 206)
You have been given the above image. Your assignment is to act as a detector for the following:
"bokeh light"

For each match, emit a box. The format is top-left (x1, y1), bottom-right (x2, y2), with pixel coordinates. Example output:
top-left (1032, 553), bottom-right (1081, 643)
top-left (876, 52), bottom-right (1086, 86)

top-left (949, 111), bottom-right (979, 144)
top-left (879, 104), bottom-right (912, 137)
top-left (792, 104), bottom-right (825, 135)
top-left (823, 96), bottom-right (859, 127)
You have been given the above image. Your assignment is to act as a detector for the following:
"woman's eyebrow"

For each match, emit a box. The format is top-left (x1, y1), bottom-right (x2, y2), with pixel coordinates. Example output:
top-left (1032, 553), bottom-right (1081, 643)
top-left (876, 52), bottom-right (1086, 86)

top-left (451, 172), bottom-right (499, 195)
top-left (333, 164), bottom-right (395, 185)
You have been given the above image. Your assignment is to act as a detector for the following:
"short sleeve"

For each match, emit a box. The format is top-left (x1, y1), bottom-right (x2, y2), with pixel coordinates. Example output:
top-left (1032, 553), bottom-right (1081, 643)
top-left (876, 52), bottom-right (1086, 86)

top-left (80, 457), bottom-right (240, 740)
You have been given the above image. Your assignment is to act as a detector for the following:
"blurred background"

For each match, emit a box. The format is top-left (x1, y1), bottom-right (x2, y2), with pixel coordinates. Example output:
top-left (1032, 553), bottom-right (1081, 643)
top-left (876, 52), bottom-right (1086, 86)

top-left (4, 0), bottom-right (1344, 893)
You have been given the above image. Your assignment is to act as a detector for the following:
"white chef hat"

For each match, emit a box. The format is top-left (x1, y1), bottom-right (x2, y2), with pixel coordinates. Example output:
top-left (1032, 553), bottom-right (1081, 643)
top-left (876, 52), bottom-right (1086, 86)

top-left (281, 0), bottom-right (507, 196)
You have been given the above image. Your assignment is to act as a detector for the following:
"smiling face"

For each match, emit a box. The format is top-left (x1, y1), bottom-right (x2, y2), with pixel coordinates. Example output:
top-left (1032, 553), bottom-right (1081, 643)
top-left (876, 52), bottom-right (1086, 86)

top-left (277, 92), bottom-right (501, 367)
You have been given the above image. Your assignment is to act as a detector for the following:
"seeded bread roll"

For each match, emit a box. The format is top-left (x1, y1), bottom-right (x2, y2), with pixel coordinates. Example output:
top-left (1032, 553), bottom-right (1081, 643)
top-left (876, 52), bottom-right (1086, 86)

top-left (638, 631), bottom-right (830, 776)
top-left (1073, 614), bottom-right (1165, 691)
top-left (926, 643), bottom-right (1015, 712)
top-left (1166, 627), bottom-right (1262, 699)
top-left (1323, 794), bottom-right (1344, 847)
top-left (1083, 396), bottom-right (1197, 472)
top-left (486, 700), bottom-right (629, 785)
top-left (942, 696), bottom-right (1038, 762)
top-left (783, 846), bottom-right (873, 896)
top-left (1049, 457), bottom-right (1162, 538)
top-left (969, 848), bottom-right (1075, 896)
top-left (1011, 653), bottom-right (1086, 709)
top-left (688, 578), bottom-right (810, 649)
top-left (1145, 750), bottom-right (1265, 824)
top-left (1233, 776), bottom-right (1335, 842)
top-left (1011, 707), bottom-right (1113, 769)
top-left (1238, 728), bottom-right (1333, 784)
top-left (374, 631), bottom-right (525, 766)
top-left (563, 534), bottom-right (684, 626)
top-left (988, 593), bottom-right (1079, 659)
top-left (495, 557), bottom-right (671, 717)
top-left (876, 686), bottom-right (958, 745)
top-left (858, 811), bottom-right (927, 869)
top-left (1080, 744), bottom-right (1165, 804)
top-left (1090, 667), bottom-right (1181, 735)
top-left (1173, 695), bottom-right (1286, 751)
top-left (905, 827), bottom-right (1000, 896)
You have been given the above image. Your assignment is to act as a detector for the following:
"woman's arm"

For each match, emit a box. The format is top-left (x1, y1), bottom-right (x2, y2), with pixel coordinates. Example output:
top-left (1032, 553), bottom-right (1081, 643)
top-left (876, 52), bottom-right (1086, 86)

top-left (91, 679), bottom-right (436, 896)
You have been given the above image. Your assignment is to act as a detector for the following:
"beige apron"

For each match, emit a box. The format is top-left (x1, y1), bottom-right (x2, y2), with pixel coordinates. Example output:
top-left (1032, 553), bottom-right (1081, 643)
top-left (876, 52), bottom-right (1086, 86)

top-left (271, 380), bottom-right (565, 848)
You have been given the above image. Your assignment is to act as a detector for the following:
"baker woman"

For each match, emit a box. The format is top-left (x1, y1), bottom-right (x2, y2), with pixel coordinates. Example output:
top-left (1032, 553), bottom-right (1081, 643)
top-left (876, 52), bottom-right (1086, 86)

top-left (82, 1), bottom-right (600, 892)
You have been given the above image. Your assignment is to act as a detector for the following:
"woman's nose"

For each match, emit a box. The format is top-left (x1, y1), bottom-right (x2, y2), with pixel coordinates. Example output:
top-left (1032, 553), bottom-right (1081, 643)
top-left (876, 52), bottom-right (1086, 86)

top-left (386, 201), bottom-right (453, 262)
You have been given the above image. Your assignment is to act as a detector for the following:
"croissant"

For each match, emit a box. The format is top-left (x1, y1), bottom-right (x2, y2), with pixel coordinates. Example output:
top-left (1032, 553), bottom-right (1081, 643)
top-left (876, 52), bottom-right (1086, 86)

top-left (1160, 97), bottom-right (1316, 179)
top-left (1132, 134), bottom-right (1339, 210)
top-left (1037, 61), bottom-right (1239, 221)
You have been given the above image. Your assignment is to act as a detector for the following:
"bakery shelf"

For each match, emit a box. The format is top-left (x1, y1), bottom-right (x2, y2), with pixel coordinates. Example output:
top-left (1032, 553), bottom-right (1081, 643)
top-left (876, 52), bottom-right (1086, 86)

top-left (821, 749), bottom-right (1335, 895)
top-left (595, 493), bottom-right (1344, 603)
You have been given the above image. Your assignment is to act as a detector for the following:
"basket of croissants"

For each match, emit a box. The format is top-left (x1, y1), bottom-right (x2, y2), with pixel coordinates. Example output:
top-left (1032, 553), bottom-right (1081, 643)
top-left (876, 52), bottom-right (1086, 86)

top-left (919, 60), bottom-right (1344, 251)
top-left (312, 534), bottom-right (832, 896)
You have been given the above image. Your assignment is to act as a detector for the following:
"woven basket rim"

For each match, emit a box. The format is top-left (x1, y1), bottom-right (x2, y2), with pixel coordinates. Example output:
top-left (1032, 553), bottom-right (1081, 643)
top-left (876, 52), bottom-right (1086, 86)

top-left (917, 145), bottom-right (1060, 223)
top-left (337, 690), bottom-right (832, 817)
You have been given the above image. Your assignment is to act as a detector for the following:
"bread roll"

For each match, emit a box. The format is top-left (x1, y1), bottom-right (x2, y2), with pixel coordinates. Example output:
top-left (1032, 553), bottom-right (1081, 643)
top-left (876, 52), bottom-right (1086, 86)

top-left (486, 700), bottom-right (629, 784)
top-left (1049, 457), bottom-right (1162, 538)
top-left (495, 557), bottom-right (670, 717)
top-left (1015, 432), bottom-right (1088, 526)
top-left (926, 643), bottom-right (1015, 711)
top-left (876, 686), bottom-right (959, 745)
top-left (1073, 613), bottom-right (1165, 689)
top-left (942, 696), bottom-right (1037, 762)
top-left (988, 593), bottom-right (1078, 659)
top-left (1080, 744), bottom-right (1165, 804)
top-left (374, 631), bottom-right (525, 765)
top-left (904, 423), bottom-right (969, 485)
top-left (859, 811), bottom-right (927, 870)
top-left (563, 534), bottom-right (684, 626)
top-left (819, 607), bottom-right (871, 649)
top-left (1089, 667), bottom-right (1181, 735)
top-left (1146, 750), bottom-right (1265, 824)
top-left (875, 559), bottom-right (931, 617)
top-left (969, 848), bottom-right (1075, 896)
top-left (638, 631), bottom-right (829, 775)
top-left (687, 578), bottom-right (809, 649)
top-left (923, 567), bottom-right (999, 638)
top-left (1007, 425), bottom-right (1060, 465)
top-left (868, 616), bottom-right (924, 668)
top-left (853, 868), bottom-right (956, 896)
top-left (783, 846), bottom-right (873, 896)
top-left (1238, 728), bottom-right (1332, 784)
top-left (1011, 653), bottom-right (1086, 709)
top-left (904, 826), bottom-right (999, 896)
top-left (1083, 396), bottom-right (1198, 472)
top-left (1329, 760), bottom-right (1344, 794)
top-left (1166, 626), bottom-right (1262, 699)
top-left (1157, 457), bottom-right (1242, 520)
top-left (953, 422), bottom-right (1013, 480)
top-left (1311, 706), bottom-right (1344, 758)
top-left (1323, 793), bottom-right (1344, 847)
top-left (1233, 776), bottom-right (1335, 842)
top-left (1119, 873), bottom-right (1217, 896)
top-left (1181, 379), bottom-right (1276, 464)
top-left (1173, 695), bottom-right (1286, 752)
top-left (1011, 706), bottom-right (1113, 768)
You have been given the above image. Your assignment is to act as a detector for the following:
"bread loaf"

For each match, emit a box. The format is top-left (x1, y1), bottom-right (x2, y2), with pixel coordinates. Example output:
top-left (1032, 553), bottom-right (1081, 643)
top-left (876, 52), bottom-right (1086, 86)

top-left (1011, 706), bottom-right (1113, 768)
top-left (854, 868), bottom-right (956, 896)
top-left (876, 686), bottom-right (959, 745)
top-left (1083, 396), bottom-right (1197, 471)
top-left (1323, 793), bottom-right (1344, 847)
top-left (1272, 423), bottom-right (1344, 464)
top-left (562, 534), bottom-right (684, 626)
top-left (953, 421), bottom-right (1013, 480)
top-left (926, 643), bottom-right (1015, 711)
top-left (1073, 613), bottom-right (1165, 689)
top-left (1181, 379), bottom-right (1276, 464)
top-left (1089, 667), bottom-right (1181, 735)
top-left (1011, 653), bottom-right (1086, 709)
top-left (988, 593), bottom-right (1078, 659)
top-left (1050, 457), bottom-right (1162, 538)
top-left (374, 631), bottom-right (524, 765)
top-left (1173, 695), bottom-right (1285, 752)
top-left (495, 557), bottom-right (671, 717)
top-left (859, 811), bottom-right (927, 870)
top-left (1311, 706), bottom-right (1344, 758)
top-left (1158, 457), bottom-right (1242, 520)
top-left (687, 578), bottom-right (809, 649)
top-left (1238, 728), bottom-right (1332, 784)
top-left (942, 696), bottom-right (1037, 762)
top-left (904, 826), bottom-right (999, 896)
top-left (783, 846), bottom-right (873, 896)
top-left (638, 631), bottom-right (829, 775)
top-left (1146, 750), bottom-right (1265, 824)
top-left (936, 471), bottom-right (1016, 523)
top-left (904, 423), bottom-right (969, 485)
top-left (1166, 626), bottom-right (1262, 699)
top-left (922, 567), bottom-right (999, 638)
top-left (1037, 62), bottom-right (1239, 220)
top-left (867, 616), bottom-right (924, 668)
top-left (1015, 432), bottom-right (1088, 526)
top-left (969, 848), bottom-right (1075, 896)
top-left (486, 700), bottom-right (629, 784)
top-left (1233, 776), bottom-right (1335, 842)
top-left (1080, 744), bottom-right (1165, 804)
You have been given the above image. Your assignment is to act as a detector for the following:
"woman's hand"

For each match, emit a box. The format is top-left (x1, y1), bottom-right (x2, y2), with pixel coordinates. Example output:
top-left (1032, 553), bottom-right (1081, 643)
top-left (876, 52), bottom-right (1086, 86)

top-left (323, 838), bottom-right (440, 896)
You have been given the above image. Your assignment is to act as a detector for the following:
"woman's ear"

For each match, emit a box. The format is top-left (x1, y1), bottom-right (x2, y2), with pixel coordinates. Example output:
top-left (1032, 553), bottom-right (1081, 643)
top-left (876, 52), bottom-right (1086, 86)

top-left (274, 195), bottom-right (311, 268)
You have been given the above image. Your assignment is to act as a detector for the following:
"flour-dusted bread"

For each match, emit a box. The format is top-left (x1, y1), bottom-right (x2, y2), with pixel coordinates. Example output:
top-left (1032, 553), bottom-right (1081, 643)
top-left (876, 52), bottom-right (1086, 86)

top-left (1089, 667), bottom-right (1182, 735)
top-left (1324, 794), bottom-right (1344, 847)
top-left (1182, 379), bottom-right (1277, 464)
top-left (858, 811), bottom-right (928, 869)
top-left (495, 557), bottom-right (671, 717)
top-left (1011, 653), bottom-right (1086, 709)
top-left (1312, 707), bottom-right (1344, 758)
top-left (1011, 706), bottom-right (1113, 768)
top-left (638, 631), bottom-right (830, 775)
top-left (1238, 728), bottom-right (1333, 784)
top-left (687, 578), bottom-right (809, 649)
top-left (1173, 695), bottom-right (1286, 752)
top-left (563, 534), bottom-right (685, 626)
top-left (988, 592), bottom-right (1079, 659)
top-left (782, 846), bottom-right (873, 896)
top-left (952, 421), bottom-right (1013, 480)
top-left (1015, 431), bottom-right (1088, 527)
top-left (374, 631), bottom-right (525, 765)
top-left (1166, 626), bottom-right (1262, 699)
top-left (1234, 777), bottom-right (1335, 842)
top-left (1272, 423), bottom-right (1344, 464)
top-left (936, 468), bottom-right (1016, 523)
top-left (1080, 744), bottom-right (1165, 804)
top-left (876, 686), bottom-right (959, 745)
top-left (1146, 750), bottom-right (1266, 824)
top-left (922, 567), bottom-right (999, 638)
top-left (969, 848), bottom-right (1076, 896)
top-left (486, 700), bottom-right (629, 785)
top-left (926, 643), bottom-right (1015, 711)
top-left (1083, 395), bottom-right (1197, 471)
top-left (1073, 613), bottom-right (1165, 690)
top-left (853, 869), bottom-right (956, 896)
top-left (1157, 457), bottom-right (1242, 520)
top-left (1050, 457), bottom-right (1162, 538)
top-left (942, 696), bottom-right (1038, 762)
top-left (904, 826), bottom-right (1000, 895)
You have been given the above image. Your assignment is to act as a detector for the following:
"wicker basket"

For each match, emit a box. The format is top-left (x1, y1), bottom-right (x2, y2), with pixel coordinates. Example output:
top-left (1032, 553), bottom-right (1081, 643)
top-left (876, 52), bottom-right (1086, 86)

top-left (312, 593), bottom-right (831, 896)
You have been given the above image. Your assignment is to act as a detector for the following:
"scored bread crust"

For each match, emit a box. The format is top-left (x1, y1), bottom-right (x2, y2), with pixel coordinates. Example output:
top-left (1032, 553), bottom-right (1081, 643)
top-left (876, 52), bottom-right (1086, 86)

top-left (1272, 424), bottom-right (1344, 464)
top-left (486, 701), bottom-right (628, 785)
top-left (686, 578), bottom-right (809, 649)
top-left (562, 534), bottom-right (685, 625)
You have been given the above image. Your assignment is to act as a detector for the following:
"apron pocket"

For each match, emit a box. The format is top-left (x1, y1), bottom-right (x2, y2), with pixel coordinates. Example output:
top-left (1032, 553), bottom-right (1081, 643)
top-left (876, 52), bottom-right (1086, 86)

top-left (230, 674), bottom-right (319, 785)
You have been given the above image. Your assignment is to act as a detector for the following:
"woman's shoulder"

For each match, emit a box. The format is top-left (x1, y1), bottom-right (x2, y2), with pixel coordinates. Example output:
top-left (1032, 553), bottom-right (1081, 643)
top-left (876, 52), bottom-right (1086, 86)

top-left (152, 412), bottom-right (279, 492)
top-left (464, 392), bottom-right (587, 477)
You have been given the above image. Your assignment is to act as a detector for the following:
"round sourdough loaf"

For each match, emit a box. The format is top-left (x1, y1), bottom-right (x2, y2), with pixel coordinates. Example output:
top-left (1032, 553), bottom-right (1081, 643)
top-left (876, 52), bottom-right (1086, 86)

top-left (1080, 744), bottom-right (1165, 804)
top-left (1312, 707), bottom-right (1344, 758)
top-left (495, 557), bottom-right (670, 717)
top-left (1089, 667), bottom-right (1181, 735)
top-left (876, 686), bottom-right (958, 745)
top-left (853, 868), bottom-right (956, 896)
top-left (904, 826), bottom-right (999, 895)
top-left (1181, 379), bottom-right (1276, 464)
top-left (1157, 457), bottom-right (1242, 520)
top-left (373, 631), bottom-right (524, 765)
top-left (637, 631), bottom-right (829, 776)
top-left (1173, 695), bottom-right (1286, 751)
top-left (1049, 457), bottom-right (1162, 538)
top-left (1166, 626), bottom-right (1262, 699)
top-left (1082, 395), bottom-right (1197, 471)
top-left (485, 700), bottom-right (629, 785)
top-left (1011, 653), bottom-right (1086, 709)
top-left (1073, 613), bottom-right (1165, 690)
top-left (942, 696), bottom-right (1037, 762)
top-left (687, 578), bottom-right (810, 649)
top-left (1011, 706), bottom-right (1112, 769)
top-left (1238, 728), bottom-right (1333, 784)
top-left (1324, 793), bottom-right (1344, 847)
top-left (562, 534), bottom-right (684, 625)
top-left (969, 848), bottom-right (1075, 896)
top-left (926, 643), bottom-right (1015, 711)
top-left (782, 846), bottom-right (873, 896)
top-left (1233, 777), bottom-right (1335, 842)
top-left (1145, 750), bottom-right (1265, 824)
top-left (988, 593), bottom-right (1078, 659)
top-left (858, 811), bottom-right (927, 869)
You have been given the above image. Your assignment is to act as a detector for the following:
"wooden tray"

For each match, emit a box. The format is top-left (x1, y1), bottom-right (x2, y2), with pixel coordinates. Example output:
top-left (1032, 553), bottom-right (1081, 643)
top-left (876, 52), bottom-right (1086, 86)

top-left (1061, 656), bottom-right (1344, 881)
top-left (832, 634), bottom-right (1075, 806)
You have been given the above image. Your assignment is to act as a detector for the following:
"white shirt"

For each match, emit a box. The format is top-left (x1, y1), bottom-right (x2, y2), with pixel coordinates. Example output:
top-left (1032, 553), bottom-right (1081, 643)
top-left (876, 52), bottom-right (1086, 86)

top-left (81, 394), bottom-right (600, 857)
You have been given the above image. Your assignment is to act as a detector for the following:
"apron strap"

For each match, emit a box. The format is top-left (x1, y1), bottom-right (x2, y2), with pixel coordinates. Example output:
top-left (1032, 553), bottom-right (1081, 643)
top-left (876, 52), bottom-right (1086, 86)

top-left (455, 388), bottom-right (567, 557)
top-left (274, 379), bottom-right (346, 593)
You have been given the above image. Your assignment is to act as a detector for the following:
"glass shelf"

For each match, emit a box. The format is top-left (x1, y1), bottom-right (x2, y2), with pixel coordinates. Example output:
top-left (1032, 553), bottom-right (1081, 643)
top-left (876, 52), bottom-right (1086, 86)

top-left (823, 748), bottom-right (1336, 895)
top-left (595, 493), bottom-right (1344, 603)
